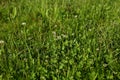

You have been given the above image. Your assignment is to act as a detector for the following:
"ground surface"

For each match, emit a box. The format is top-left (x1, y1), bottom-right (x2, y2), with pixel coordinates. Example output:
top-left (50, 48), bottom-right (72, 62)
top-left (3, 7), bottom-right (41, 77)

top-left (0, 0), bottom-right (120, 80)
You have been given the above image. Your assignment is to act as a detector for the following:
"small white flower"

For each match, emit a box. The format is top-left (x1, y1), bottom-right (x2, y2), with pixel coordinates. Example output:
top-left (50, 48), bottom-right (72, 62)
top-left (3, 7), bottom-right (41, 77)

top-left (54, 25), bottom-right (57, 28)
top-left (72, 33), bottom-right (74, 36)
top-left (96, 48), bottom-right (99, 51)
top-left (21, 22), bottom-right (26, 26)
top-left (0, 40), bottom-right (5, 45)
top-left (74, 15), bottom-right (78, 18)
top-left (89, 29), bottom-right (92, 31)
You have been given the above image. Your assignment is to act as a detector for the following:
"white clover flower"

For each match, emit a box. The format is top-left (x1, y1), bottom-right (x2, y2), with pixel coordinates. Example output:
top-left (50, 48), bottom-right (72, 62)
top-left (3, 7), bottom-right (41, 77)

top-left (96, 48), bottom-right (99, 51)
top-left (74, 15), bottom-right (78, 18)
top-left (89, 29), bottom-right (92, 31)
top-left (21, 22), bottom-right (26, 26)
top-left (54, 24), bottom-right (57, 28)
top-left (72, 33), bottom-right (74, 36)
top-left (0, 40), bottom-right (5, 45)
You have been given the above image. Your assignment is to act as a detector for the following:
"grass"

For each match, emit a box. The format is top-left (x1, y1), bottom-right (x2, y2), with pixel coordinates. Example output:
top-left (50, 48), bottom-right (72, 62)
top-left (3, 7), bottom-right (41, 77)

top-left (0, 0), bottom-right (120, 80)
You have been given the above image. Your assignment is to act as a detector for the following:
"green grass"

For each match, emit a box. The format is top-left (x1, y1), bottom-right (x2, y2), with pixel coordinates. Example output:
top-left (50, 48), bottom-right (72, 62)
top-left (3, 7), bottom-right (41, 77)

top-left (0, 0), bottom-right (120, 80)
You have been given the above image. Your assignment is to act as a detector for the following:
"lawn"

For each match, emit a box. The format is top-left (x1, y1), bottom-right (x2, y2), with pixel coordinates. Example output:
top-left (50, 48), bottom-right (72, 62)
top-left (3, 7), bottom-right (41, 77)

top-left (0, 0), bottom-right (120, 80)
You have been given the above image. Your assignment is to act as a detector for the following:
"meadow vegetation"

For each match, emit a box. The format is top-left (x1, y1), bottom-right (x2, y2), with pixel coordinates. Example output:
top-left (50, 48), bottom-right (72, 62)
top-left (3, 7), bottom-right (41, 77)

top-left (0, 0), bottom-right (120, 80)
